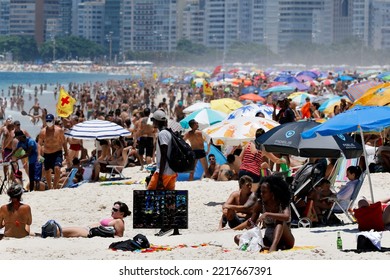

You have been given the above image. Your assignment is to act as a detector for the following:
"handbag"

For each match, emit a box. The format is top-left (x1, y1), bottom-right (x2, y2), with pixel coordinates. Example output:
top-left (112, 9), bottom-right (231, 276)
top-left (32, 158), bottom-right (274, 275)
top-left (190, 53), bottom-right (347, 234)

top-left (353, 202), bottom-right (385, 231)
top-left (238, 225), bottom-right (264, 252)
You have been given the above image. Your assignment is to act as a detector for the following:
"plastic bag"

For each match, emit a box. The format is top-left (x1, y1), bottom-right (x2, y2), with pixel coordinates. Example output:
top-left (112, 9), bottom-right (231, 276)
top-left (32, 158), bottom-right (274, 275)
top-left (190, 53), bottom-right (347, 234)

top-left (238, 226), bottom-right (264, 252)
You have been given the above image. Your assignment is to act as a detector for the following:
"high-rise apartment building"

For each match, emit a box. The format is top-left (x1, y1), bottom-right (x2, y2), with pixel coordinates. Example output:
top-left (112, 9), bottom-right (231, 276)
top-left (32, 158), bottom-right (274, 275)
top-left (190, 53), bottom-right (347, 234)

top-left (77, 0), bottom-right (105, 45)
top-left (0, 0), bottom-right (9, 35)
top-left (120, 0), bottom-right (177, 54)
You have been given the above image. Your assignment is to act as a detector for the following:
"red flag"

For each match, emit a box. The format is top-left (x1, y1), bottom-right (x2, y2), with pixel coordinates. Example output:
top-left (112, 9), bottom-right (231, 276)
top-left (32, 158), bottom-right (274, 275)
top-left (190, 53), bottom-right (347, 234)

top-left (211, 65), bottom-right (222, 77)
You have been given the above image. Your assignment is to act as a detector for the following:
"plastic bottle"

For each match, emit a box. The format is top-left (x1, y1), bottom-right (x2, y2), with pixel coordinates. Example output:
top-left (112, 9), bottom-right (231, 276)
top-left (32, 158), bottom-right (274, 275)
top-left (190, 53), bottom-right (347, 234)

top-left (337, 232), bottom-right (343, 250)
top-left (240, 242), bottom-right (249, 251)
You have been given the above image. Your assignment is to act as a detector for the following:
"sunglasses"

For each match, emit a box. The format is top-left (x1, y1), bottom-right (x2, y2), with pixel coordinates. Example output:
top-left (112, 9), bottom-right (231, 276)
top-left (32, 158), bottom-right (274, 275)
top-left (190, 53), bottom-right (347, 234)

top-left (46, 120), bottom-right (53, 123)
top-left (112, 208), bottom-right (120, 212)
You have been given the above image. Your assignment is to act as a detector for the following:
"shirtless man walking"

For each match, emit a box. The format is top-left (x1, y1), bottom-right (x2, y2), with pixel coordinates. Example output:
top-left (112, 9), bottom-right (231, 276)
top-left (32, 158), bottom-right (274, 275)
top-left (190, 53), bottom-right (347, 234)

top-left (1, 122), bottom-right (15, 179)
top-left (183, 119), bottom-right (210, 180)
top-left (135, 108), bottom-right (155, 164)
top-left (38, 114), bottom-right (68, 189)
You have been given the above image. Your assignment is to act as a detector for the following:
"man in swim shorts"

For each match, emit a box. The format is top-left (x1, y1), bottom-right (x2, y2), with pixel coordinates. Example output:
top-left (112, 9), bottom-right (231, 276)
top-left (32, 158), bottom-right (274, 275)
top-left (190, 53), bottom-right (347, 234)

top-left (38, 114), bottom-right (68, 189)
top-left (183, 119), bottom-right (210, 180)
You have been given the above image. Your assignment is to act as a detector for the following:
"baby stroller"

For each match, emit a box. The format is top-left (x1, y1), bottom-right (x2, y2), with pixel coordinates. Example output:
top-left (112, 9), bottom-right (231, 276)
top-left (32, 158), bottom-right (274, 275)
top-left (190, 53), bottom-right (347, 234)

top-left (289, 159), bottom-right (327, 228)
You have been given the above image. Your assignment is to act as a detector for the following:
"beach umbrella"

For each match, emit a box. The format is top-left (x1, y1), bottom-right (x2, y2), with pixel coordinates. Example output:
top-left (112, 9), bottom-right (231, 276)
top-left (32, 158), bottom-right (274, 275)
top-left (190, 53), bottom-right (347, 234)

top-left (337, 75), bottom-right (354, 81)
top-left (318, 96), bottom-right (351, 115)
top-left (351, 83), bottom-right (390, 108)
top-left (179, 108), bottom-right (227, 130)
top-left (295, 74), bottom-right (314, 82)
top-left (261, 85), bottom-right (295, 96)
top-left (288, 92), bottom-right (315, 106)
top-left (345, 80), bottom-right (383, 101)
top-left (241, 86), bottom-right (260, 94)
top-left (321, 79), bottom-right (336, 86)
top-left (239, 93), bottom-right (265, 103)
top-left (296, 71), bottom-right (318, 79)
top-left (225, 104), bottom-right (276, 120)
top-left (286, 82), bottom-right (309, 91)
top-left (168, 119), bottom-right (185, 133)
top-left (183, 102), bottom-right (211, 114)
top-left (274, 75), bottom-right (300, 83)
top-left (256, 120), bottom-right (363, 159)
top-left (202, 117), bottom-right (279, 146)
top-left (193, 70), bottom-right (210, 78)
top-left (161, 78), bottom-right (176, 84)
top-left (302, 106), bottom-right (390, 202)
top-left (210, 98), bottom-right (243, 114)
top-left (65, 120), bottom-right (131, 140)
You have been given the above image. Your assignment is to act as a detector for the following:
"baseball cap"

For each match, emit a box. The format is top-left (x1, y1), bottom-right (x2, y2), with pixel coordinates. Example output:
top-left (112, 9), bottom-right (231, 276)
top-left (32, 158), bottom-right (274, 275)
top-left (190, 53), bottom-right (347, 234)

top-left (151, 109), bottom-right (167, 122)
top-left (277, 93), bottom-right (288, 102)
top-left (13, 120), bottom-right (20, 125)
top-left (6, 115), bottom-right (13, 121)
top-left (46, 114), bottom-right (55, 122)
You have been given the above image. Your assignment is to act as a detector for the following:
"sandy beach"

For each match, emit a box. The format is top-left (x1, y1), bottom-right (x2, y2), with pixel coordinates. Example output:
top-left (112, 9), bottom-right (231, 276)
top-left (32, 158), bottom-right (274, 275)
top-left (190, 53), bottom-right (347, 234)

top-left (0, 165), bottom-right (389, 261)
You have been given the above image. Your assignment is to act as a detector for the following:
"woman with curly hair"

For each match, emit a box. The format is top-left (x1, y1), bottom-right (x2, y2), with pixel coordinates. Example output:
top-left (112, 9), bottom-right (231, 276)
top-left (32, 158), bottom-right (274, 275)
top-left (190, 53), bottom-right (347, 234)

top-left (234, 176), bottom-right (295, 252)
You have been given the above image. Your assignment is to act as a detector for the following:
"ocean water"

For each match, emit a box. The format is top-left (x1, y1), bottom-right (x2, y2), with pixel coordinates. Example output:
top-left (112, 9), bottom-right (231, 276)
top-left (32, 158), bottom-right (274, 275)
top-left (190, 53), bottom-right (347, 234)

top-left (0, 71), bottom-right (129, 138)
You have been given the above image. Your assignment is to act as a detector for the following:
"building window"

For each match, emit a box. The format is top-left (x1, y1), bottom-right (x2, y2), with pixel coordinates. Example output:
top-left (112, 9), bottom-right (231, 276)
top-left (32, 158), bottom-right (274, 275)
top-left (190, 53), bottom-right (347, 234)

top-left (341, 0), bottom-right (348, 17)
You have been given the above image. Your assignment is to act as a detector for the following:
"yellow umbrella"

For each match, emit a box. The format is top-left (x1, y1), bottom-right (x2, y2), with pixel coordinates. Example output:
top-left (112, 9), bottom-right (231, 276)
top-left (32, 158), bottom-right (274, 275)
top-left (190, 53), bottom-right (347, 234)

top-left (193, 71), bottom-right (210, 78)
top-left (288, 91), bottom-right (309, 99)
top-left (351, 82), bottom-right (390, 108)
top-left (210, 98), bottom-right (243, 114)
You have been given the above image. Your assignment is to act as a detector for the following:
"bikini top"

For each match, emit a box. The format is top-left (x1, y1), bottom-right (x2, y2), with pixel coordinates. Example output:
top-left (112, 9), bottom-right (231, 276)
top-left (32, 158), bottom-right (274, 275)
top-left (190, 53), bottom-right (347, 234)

top-left (100, 218), bottom-right (113, 227)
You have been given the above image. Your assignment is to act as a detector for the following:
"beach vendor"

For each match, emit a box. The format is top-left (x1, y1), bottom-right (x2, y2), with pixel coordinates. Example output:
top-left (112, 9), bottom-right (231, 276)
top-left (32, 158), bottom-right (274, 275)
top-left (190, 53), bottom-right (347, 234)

top-left (234, 176), bottom-right (295, 252)
top-left (0, 184), bottom-right (32, 239)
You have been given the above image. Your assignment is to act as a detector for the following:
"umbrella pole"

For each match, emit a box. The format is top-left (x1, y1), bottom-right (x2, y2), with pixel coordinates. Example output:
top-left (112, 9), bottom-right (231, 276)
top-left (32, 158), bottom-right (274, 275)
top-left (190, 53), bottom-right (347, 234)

top-left (359, 126), bottom-right (374, 202)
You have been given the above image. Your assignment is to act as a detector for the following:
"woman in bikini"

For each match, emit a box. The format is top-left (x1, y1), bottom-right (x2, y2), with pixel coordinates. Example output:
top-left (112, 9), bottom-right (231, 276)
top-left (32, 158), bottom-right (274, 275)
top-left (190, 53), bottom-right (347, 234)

top-left (0, 184), bottom-right (32, 239)
top-left (60, 201), bottom-right (131, 238)
top-left (234, 176), bottom-right (295, 252)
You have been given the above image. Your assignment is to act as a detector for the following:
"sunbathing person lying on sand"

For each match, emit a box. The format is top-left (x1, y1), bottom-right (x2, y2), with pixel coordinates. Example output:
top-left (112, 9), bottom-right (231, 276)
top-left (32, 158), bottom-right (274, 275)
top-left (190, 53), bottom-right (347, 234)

top-left (0, 184), bottom-right (32, 239)
top-left (60, 201), bottom-right (131, 238)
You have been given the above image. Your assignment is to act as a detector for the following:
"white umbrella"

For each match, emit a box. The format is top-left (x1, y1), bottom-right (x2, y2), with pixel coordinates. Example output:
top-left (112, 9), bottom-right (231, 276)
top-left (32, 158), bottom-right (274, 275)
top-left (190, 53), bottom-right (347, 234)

top-left (183, 102), bottom-right (211, 114)
top-left (202, 117), bottom-right (279, 146)
top-left (65, 120), bottom-right (131, 140)
top-left (224, 104), bottom-right (276, 120)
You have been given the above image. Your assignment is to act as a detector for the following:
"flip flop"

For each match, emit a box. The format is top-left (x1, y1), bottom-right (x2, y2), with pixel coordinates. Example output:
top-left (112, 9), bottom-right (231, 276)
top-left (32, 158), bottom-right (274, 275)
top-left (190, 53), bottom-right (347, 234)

top-left (21, 110), bottom-right (28, 116)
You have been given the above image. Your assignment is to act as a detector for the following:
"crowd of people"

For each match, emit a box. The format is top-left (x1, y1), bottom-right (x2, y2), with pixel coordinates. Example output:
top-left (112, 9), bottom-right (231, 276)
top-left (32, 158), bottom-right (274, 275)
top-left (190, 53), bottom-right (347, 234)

top-left (0, 68), bottom-right (389, 253)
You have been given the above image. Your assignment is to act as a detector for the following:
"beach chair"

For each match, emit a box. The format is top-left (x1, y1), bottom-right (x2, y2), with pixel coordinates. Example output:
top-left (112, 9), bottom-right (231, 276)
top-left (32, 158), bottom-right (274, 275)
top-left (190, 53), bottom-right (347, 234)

top-left (60, 168), bottom-right (78, 189)
top-left (326, 171), bottom-right (366, 223)
top-left (105, 147), bottom-right (132, 180)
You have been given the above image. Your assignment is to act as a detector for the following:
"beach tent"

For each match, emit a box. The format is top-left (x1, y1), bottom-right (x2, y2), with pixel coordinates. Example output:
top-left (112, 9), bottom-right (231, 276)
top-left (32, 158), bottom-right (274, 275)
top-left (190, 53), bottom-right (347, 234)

top-left (177, 143), bottom-right (226, 181)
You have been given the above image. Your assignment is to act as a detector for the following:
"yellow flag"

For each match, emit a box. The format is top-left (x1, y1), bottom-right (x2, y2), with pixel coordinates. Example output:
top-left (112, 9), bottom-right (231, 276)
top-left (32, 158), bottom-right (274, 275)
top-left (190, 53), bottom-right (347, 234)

top-left (203, 79), bottom-right (213, 96)
top-left (56, 88), bottom-right (76, 117)
top-left (153, 73), bottom-right (158, 80)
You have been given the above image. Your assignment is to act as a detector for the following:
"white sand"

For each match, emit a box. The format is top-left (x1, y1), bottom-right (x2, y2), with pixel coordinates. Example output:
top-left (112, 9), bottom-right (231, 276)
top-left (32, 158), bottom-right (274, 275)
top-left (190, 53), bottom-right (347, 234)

top-left (0, 166), bottom-right (389, 260)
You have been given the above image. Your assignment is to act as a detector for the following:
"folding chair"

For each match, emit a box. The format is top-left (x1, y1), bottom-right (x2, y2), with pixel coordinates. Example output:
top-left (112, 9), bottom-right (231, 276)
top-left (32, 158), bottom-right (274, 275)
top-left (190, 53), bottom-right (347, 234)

top-left (60, 168), bottom-right (78, 189)
top-left (105, 146), bottom-right (132, 180)
top-left (326, 171), bottom-right (366, 223)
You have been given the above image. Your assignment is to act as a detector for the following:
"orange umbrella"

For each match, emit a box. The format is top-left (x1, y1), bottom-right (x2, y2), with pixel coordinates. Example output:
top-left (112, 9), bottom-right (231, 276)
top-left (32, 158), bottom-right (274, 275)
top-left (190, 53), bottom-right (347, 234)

top-left (232, 79), bottom-right (252, 86)
top-left (239, 93), bottom-right (265, 103)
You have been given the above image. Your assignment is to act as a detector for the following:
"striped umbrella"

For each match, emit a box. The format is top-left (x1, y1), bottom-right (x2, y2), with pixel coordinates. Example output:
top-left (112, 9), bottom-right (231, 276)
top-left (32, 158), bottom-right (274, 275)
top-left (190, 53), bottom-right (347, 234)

top-left (345, 80), bottom-right (383, 101)
top-left (65, 120), bottom-right (131, 140)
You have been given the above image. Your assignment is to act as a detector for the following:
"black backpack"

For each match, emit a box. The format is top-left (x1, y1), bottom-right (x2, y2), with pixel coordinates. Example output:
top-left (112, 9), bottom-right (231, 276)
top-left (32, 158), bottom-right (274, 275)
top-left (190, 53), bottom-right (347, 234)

top-left (158, 128), bottom-right (196, 173)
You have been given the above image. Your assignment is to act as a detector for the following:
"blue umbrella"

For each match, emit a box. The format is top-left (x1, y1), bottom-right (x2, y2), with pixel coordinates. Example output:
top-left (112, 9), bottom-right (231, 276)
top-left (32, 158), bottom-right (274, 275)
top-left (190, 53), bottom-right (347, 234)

top-left (295, 71), bottom-right (318, 79)
top-left (161, 78), bottom-right (176, 84)
top-left (318, 95), bottom-right (343, 112)
top-left (274, 75), bottom-right (299, 83)
top-left (337, 75), bottom-right (354, 81)
top-left (261, 85), bottom-right (295, 96)
top-left (180, 108), bottom-right (227, 130)
top-left (286, 82), bottom-right (309, 91)
top-left (302, 105), bottom-right (390, 202)
top-left (241, 86), bottom-right (260, 94)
